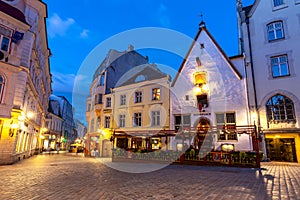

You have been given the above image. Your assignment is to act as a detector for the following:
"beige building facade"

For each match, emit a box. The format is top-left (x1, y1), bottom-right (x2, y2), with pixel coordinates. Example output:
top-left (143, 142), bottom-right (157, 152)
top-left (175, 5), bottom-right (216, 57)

top-left (0, 0), bottom-right (52, 164)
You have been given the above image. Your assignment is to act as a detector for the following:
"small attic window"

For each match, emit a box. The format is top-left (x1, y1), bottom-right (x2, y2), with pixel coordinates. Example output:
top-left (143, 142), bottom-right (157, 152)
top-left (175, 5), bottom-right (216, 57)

top-left (135, 75), bottom-right (146, 82)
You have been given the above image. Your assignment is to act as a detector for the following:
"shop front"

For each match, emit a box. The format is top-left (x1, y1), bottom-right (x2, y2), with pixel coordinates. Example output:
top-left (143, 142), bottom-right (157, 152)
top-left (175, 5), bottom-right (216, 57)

top-left (265, 131), bottom-right (300, 163)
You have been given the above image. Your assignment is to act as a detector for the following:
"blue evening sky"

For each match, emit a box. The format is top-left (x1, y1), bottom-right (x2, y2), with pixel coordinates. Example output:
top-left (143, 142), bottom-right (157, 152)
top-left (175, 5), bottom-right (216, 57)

top-left (43, 0), bottom-right (254, 123)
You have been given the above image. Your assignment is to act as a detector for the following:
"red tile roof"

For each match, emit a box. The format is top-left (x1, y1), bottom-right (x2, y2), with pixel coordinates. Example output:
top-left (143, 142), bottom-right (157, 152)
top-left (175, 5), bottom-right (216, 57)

top-left (0, 1), bottom-right (27, 24)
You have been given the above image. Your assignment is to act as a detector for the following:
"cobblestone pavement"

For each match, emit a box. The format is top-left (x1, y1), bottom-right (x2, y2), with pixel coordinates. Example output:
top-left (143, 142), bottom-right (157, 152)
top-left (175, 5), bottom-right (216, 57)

top-left (0, 154), bottom-right (300, 200)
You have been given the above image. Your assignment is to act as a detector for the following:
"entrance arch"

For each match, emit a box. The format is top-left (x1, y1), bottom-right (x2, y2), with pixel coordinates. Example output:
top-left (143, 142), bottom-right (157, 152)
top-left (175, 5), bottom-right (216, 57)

top-left (193, 117), bottom-right (213, 151)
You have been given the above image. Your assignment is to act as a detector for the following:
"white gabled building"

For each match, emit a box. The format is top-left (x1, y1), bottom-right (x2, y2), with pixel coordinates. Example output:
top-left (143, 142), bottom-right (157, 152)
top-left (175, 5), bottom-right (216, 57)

top-left (170, 22), bottom-right (254, 154)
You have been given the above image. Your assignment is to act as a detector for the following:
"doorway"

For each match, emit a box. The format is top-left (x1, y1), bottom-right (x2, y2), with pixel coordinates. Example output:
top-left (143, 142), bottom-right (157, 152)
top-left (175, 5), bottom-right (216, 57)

top-left (194, 118), bottom-right (212, 151)
top-left (266, 138), bottom-right (297, 162)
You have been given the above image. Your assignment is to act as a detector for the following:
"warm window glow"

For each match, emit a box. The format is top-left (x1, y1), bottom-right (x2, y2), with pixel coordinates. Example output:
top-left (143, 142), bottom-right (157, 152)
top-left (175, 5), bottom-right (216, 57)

top-left (194, 72), bottom-right (206, 86)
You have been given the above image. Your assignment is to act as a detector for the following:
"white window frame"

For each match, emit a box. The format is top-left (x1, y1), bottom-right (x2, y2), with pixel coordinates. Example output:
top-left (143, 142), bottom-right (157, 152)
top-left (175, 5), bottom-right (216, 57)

top-left (152, 87), bottom-right (161, 101)
top-left (271, 55), bottom-right (289, 78)
top-left (133, 112), bottom-right (142, 127)
top-left (151, 111), bottom-right (160, 126)
top-left (135, 91), bottom-right (142, 103)
top-left (104, 116), bottom-right (110, 128)
top-left (120, 95), bottom-right (126, 106)
top-left (267, 21), bottom-right (284, 41)
top-left (119, 114), bottom-right (125, 128)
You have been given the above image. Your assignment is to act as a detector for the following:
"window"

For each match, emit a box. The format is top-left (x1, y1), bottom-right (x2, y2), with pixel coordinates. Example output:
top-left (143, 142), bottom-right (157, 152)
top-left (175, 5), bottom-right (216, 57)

top-left (273, 0), bottom-right (284, 7)
top-left (133, 112), bottom-right (142, 127)
top-left (271, 55), bottom-right (289, 77)
top-left (104, 116), bottom-right (110, 128)
top-left (267, 21), bottom-right (284, 41)
top-left (120, 95), bottom-right (126, 105)
top-left (106, 97), bottom-right (111, 107)
top-left (197, 94), bottom-right (208, 111)
top-left (216, 113), bottom-right (237, 140)
top-left (151, 111), bottom-right (160, 126)
top-left (99, 74), bottom-right (105, 86)
top-left (0, 75), bottom-right (5, 103)
top-left (95, 94), bottom-right (103, 104)
top-left (174, 115), bottom-right (190, 131)
top-left (194, 72), bottom-right (206, 86)
top-left (119, 114), bottom-right (125, 128)
top-left (135, 91), bottom-right (142, 103)
top-left (135, 75), bottom-right (146, 82)
top-left (185, 95), bottom-right (189, 101)
top-left (266, 94), bottom-right (295, 122)
top-left (96, 117), bottom-right (101, 129)
top-left (0, 26), bottom-right (12, 52)
top-left (152, 88), bottom-right (160, 101)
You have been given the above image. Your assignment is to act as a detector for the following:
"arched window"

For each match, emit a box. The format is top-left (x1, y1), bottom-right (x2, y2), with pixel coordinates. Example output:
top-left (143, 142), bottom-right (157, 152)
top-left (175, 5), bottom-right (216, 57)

top-left (266, 94), bottom-right (295, 122)
top-left (267, 21), bottom-right (284, 41)
top-left (0, 74), bottom-right (5, 103)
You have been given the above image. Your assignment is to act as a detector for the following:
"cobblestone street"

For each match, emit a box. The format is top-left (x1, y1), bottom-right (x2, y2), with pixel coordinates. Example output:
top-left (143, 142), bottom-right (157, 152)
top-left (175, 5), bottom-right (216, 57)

top-left (0, 154), bottom-right (300, 200)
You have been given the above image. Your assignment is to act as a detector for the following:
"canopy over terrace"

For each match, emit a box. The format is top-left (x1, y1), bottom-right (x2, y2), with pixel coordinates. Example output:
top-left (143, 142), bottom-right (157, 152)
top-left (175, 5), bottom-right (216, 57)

top-left (112, 130), bottom-right (176, 151)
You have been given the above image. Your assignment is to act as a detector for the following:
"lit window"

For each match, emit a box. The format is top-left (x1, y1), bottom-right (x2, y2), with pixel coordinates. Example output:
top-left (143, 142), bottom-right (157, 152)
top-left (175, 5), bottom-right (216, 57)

top-left (0, 75), bottom-right (5, 103)
top-left (119, 114), bottom-right (125, 128)
top-left (120, 95), bottom-right (126, 105)
top-left (271, 55), bottom-right (289, 77)
top-left (266, 94), bottom-right (295, 122)
top-left (267, 21), bottom-right (284, 41)
top-left (273, 0), bottom-right (284, 7)
top-left (135, 91), bottom-right (142, 103)
top-left (151, 111), bottom-right (160, 126)
top-left (152, 88), bottom-right (160, 101)
top-left (133, 112), bottom-right (142, 127)
top-left (194, 72), bottom-right (206, 86)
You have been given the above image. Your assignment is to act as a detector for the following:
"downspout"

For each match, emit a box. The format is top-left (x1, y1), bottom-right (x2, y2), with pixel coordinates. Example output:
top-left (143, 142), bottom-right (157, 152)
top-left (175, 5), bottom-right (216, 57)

top-left (246, 17), bottom-right (267, 161)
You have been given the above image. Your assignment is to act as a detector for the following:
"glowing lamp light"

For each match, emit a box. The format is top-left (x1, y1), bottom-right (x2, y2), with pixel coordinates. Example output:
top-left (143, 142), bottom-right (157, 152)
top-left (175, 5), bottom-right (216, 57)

top-left (27, 112), bottom-right (35, 119)
top-left (11, 124), bottom-right (19, 129)
top-left (193, 86), bottom-right (202, 95)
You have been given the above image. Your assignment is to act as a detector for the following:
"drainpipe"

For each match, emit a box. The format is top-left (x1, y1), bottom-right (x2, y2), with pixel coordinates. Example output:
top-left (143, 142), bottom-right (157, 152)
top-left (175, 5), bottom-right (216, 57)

top-left (245, 17), bottom-right (267, 161)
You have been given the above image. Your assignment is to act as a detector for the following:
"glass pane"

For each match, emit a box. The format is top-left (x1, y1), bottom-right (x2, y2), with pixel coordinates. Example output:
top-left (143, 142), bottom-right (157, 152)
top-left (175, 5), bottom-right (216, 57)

top-left (272, 65), bottom-right (280, 77)
top-left (280, 64), bottom-right (288, 76)
top-left (268, 31), bottom-right (275, 41)
top-left (276, 30), bottom-right (283, 38)
top-left (216, 114), bottom-right (225, 124)
top-left (226, 113), bottom-right (236, 124)
top-left (183, 115), bottom-right (190, 125)
top-left (175, 116), bottom-right (181, 125)
top-left (1, 37), bottom-right (9, 51)
top-left (271, 57), bottom-right (278, 65)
